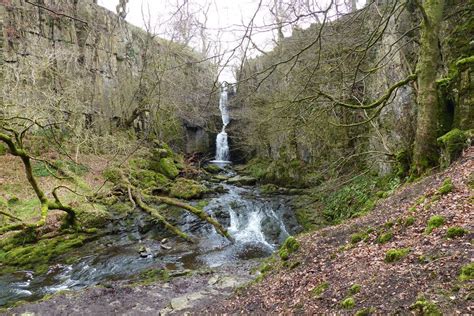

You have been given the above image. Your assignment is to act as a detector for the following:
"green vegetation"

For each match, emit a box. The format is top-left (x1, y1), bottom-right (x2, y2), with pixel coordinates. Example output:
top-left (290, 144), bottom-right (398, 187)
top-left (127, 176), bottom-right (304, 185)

top-left (446, 226), bottom-right (468, 239)
top-left (354, 307), bottom-right (375, 316)
top-left (279, 236), bottom-right (300, 261)
top-left (349, 284), bottom-right (361, 295)
top-left (459, 263), bottom-right (474, 281)
top-left (384, 248), bottom-right (411, 263)
top-left (340, 297), bottom-right (355, 309)
top-left (402, 216), bottom-right (416, 227)
top-left (410, 297), bottom-right (442, 316)
top-left (311, 282), bottom-right (329, 298)
top-left (425, 215), bottom-right (445, 234)
top-left (437, 178), bottom-right (454, 195)
top-left (170, 178), bottom-right (206, 199)
top-left (351, 231), bottom-right (369, 244)
top-left (0, 233), bottom-right (94, 274)
top-left (437, 129), bottom-right (467, 169)
top-left (137, 268), bottom-right (170, 285)
top-left (377, 232), bottom-right (393, 244)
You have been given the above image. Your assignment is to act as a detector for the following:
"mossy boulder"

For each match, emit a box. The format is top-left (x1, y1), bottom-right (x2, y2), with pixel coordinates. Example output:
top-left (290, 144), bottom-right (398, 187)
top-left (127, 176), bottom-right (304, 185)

top-left (150, 157), bottom-right (180, 179)
top-left (102, 167), bottom-right (124, 184)
top-left (131, 170), bottom-right (171, 189)
top-left (170, 178), bottom-right (206, 199)
top-left (437, 129), bottom-right (467, 168)
top-left (227, 175), bottom-right (257, 186)
top-left (204, 164), bottom-right (221, 174)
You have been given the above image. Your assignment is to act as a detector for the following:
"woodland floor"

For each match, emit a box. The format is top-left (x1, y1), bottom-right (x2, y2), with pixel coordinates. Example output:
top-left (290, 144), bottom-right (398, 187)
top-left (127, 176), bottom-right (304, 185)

top-left (2, 148), bottom-right (473, 315)
top-left (210, 147), bottom-right (474, 314)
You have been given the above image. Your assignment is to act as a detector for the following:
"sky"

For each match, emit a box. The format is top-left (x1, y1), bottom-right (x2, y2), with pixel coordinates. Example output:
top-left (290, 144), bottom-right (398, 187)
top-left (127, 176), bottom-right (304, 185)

top-left (97, 0), bottom-right (364, 82)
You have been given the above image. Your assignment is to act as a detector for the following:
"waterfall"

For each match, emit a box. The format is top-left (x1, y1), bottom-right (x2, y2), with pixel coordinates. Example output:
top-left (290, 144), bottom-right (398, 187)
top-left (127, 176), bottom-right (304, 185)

top-left (214, 85), bottom-right (230, 162)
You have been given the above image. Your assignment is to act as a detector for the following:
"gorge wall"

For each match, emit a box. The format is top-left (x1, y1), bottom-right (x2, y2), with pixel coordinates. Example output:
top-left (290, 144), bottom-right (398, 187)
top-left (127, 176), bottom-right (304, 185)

top-left (230, 0), bottom-right (473, 179)
top-left (0, 0), bottom-right (219, 154)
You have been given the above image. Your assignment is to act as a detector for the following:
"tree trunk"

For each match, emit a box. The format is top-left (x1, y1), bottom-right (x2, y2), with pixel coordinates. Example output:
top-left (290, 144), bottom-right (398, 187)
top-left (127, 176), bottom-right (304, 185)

top-left (412, 0), bottom-right (445, 176)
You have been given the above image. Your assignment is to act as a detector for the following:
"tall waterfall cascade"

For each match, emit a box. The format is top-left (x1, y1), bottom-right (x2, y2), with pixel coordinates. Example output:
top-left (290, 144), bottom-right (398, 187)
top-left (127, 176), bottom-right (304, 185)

top-left (213, 85), bottom-right (231, 162)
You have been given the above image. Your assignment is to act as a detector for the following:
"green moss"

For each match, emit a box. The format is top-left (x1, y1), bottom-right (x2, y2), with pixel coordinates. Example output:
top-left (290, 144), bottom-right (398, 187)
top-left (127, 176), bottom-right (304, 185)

top-left (425, 215), bottom-right (445, 234)
top-left (0, 234), bottom-right (92, 274)
top-left (349, 284), bottom-right (361, 295)
top-left (350, 232), bottom-right (368, 244)
top-left (137, 268), bottom-right (170, 285)
top-left (437, 178), bottom-right (454, 195)
top-left (195, 200), bottom-right (209, 209)
top-left (311, 281), bottom-right (329, 297)
top-left (403, 216), bottom-right (416, 226)
top-left (150, 157), bottom-right (179, 179)
top-left (282, 236), bottom-right (300, 252)
top-left (354, 307), bottom-right (375, 316)
top-left (203, 164), bottom-right (221, 174)
top-left (446, 226), bottom-right (468, 239)
top-left (377, 232), bottom-right (393, 244)
top-left (410, 297), bottom-right (442, 316)
top-left (169, 178), bottom-right (206, 199)
top-left (459, 263), bottom-right (474, 281)
top-left (437, 129), bottom-right (467, 168)
top-left (102, 167), bottom-right (123, 184)
top-left (456, 55), bottom-right (474, 67)
top-left (75, 203), bottom-right (111, 228)
top-left (128, 158), bottom-right (149, 170)
top-left (395, 149), bottom-right (411, 179)
top-left (131, 169), bottom-right (170, 189)
top-left (384, 248), bottom-right (410, 263)
top-left (260, 184), bottom-right (279, 194)
top-left (279, 236), bottom-right (300, 261)
top-left (340, 297), bottom-right (355, 309)
top-left (0, 143), bottom-right (8, 155)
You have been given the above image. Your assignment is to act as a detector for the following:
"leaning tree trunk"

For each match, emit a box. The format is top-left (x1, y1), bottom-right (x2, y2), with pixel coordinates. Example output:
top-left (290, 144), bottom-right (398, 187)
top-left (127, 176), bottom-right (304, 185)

top-left (412, 0), bottom-right (445, 176)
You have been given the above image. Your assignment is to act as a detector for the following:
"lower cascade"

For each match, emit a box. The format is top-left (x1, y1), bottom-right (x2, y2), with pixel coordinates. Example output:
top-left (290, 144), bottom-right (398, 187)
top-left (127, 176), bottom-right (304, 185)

top-left (0, 182), bottom-right (299, 306)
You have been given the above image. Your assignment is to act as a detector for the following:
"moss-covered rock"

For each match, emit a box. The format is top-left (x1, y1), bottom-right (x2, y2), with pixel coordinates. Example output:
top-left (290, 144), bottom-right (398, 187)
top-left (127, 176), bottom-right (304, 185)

top-left (203, 164), bottom-right (221, 174)
top-left (102, 166), bottom-right (124, 184)
top-left (437, 129), bottom-right (468, 168)
top-left (131, 169), bottom-right (171, 189)
top-left (0, 233), bottom-right (94, 275)
top-left (150, 157), bottom-right (179, 179)
top-left (170, 178), bottom-right (206, 199)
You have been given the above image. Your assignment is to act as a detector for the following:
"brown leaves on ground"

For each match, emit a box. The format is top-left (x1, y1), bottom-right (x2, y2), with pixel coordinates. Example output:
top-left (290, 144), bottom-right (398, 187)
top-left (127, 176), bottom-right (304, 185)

top-left (213, 147), bottom-right (474, 314)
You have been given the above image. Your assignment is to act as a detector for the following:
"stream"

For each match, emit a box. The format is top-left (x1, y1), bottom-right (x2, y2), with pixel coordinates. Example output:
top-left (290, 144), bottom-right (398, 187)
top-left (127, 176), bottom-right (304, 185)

top-left (0, 182), bottom-right (300, 308)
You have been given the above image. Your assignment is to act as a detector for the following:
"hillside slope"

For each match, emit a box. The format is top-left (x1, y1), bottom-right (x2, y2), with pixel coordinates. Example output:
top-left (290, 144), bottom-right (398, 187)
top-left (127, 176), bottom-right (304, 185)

top-left (215, 147), bottom-right (473, 314)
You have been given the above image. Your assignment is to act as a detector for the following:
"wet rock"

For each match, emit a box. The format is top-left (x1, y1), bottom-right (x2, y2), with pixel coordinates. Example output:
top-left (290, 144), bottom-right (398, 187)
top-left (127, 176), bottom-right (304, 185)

top-left (227, 176), bottom-right (257, 186)
top-left (170, 296), bottom-right (189, 310)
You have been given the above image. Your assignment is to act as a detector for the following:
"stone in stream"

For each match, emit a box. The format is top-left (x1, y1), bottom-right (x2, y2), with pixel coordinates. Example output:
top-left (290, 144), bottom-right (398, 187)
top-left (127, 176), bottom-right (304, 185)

top-left (226, 175), bottom-right (257, 186)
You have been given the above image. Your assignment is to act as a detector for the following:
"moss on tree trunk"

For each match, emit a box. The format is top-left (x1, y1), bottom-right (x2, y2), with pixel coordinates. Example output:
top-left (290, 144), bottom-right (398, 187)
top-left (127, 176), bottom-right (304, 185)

top-left (412, 0), bottom-right (446, 175)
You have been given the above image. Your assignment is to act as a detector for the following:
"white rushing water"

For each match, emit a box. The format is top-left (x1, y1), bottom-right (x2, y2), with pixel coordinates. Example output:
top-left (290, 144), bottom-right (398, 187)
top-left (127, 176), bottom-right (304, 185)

top-left (214, 85), bottom-right (230, 162)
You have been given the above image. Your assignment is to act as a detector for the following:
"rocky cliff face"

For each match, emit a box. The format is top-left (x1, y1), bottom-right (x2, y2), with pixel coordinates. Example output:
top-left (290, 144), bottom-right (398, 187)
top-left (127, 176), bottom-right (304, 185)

top-left (0, 0), bottom-right (218, 154)
top-left (230, 1), bottom-right (473, 175)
